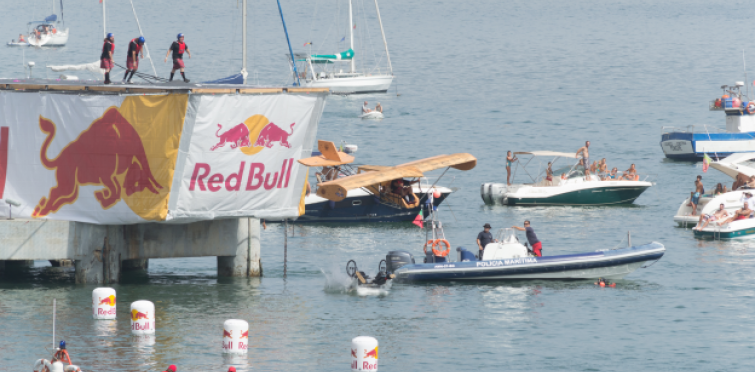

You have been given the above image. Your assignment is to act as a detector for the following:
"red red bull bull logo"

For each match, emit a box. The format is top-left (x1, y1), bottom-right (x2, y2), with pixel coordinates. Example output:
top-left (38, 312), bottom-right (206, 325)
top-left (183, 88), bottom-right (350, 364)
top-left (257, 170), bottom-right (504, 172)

top-left (223, 329), bottom-right (232, 338)
top-left (98, 295), bottom-right (116, 306)
top-left (189, 159), bottom-right (295, 192)
top-left (130, 309), bottom-right (149, 321)
top-left (240, 330), bottom-right (248, 339)
top-left (210, 117), bottom-right (296, 153)
top-left (364, 347), bottom-right (378, 359)
top-left (32, 107), bottom-right (162, 218)
top-left (97, 295), bottom-right (116, 315)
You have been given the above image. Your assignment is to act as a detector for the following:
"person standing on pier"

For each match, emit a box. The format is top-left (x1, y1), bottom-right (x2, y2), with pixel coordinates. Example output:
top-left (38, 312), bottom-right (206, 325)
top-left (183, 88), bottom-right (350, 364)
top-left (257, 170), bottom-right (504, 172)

top-left (122, 36), bottom-right (145, 84)
top-left (100, 33), bottom-right (115, 84)
top-left (512, 220), bottom-right (542, 257)
top-left (165, 33), bottom-right (191, 83)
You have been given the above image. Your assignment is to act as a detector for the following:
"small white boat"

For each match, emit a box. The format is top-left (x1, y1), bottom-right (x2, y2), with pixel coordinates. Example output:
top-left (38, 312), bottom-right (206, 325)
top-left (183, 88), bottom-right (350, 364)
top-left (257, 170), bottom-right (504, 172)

top-left (359, 111), bottom-right (384, 119)
top-left (7, 41), bottom-right (30, 47)
top-left (481, 151), bottom-right (653, 206)
top-left (26, 12), bottom-right (69, 47)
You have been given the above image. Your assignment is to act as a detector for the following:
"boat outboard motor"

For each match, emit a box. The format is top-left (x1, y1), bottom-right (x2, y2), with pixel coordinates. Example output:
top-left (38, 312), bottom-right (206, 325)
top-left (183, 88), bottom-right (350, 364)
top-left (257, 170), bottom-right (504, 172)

top-left (386, 251), bottom-right (414, 272)
top-left (456, 246), bottom-right (477, 262)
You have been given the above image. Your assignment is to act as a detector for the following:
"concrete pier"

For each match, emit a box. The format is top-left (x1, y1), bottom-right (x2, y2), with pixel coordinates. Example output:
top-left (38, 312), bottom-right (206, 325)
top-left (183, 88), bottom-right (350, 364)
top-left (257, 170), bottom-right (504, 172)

top-left (0, 218), bottom-right (262, 283)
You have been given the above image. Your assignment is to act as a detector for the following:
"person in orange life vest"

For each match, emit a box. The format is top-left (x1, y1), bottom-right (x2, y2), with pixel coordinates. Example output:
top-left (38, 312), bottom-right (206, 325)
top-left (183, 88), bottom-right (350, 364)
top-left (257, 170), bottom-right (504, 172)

top-left (164, 33), bottom-right (191, 83)
top-left (100, 33), bottom-right (115, 84)
top-left (512, 220), bottom-right (542, 257)
top-left (52, 340), bottom-right (72, 365)
top-left (122, 36), bottom-right (145, 84)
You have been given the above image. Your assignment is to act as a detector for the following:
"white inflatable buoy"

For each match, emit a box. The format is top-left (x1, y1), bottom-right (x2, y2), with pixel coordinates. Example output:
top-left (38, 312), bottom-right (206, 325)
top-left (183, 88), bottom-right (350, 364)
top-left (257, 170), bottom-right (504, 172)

top-left (343, 144), bottom-right (358, 154)
top-left (351, 336), bottom-right (378, 371)
top-left (50, 361), bottom-right (65, 372)
top-left (64, 365), bottom-right (81, 372)
top-left (130, 300), bottom-right (155, 335)
top-left (33, 359), bottom-right (52, 372)
top-left (92, 287), bottom-right (116, 320)
top-left (222, 319), bottom-right (249, 354)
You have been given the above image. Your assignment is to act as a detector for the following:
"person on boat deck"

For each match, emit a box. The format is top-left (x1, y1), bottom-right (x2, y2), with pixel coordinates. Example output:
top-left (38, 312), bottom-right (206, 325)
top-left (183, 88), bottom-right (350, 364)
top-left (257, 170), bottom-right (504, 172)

top-left (362, 101), bottom-right (372, 113)
top-left (621, 164), bottom-right (637, 181)
top-left (598, 158), bottom-right (607, 177)
top-left (603, 167), bottom-right (618, 180)
top-left (739, 191), bottom-right (755, 214)
top-left (391, 179), bottom-right (418, 203)
top-left (545, 162), bottom-right (554, 185)
top-left (375, 102), bottom-right (383, 113)
top-left (732, 173), bottom-right (747, 191)
top-left (714, 182), bottom-right (727, 195)
top-left (695, 203), bottom-right (729, 231)
top-left (123, 36), bottom-right (145, 84)
top-left (575, 141), bottom-right (590, 176)
top-left (589, 160), bottom-right (598, 174)
top-left (165, 33), bottom-right (191, 83)
top-left (18, 34), bottom-right (25, 43)
top-left (746, 175), bottom-right (755, 188)
top-left (477, 223), bottom-right (497, 259)
top-left (100, 33), bottom-right (115, 84)
top-left (721, 198), bottom-right (752, 226)
top-left (688, 175), bottom-right (704, 215)
top-left (512, 220), bottom-right (542, 257)
top-left (316, 165), bottom-right (340, 182)
top-left (53, 340), bottom-right (72, 365)
top-left (506, 151), bottom-right (518, 185)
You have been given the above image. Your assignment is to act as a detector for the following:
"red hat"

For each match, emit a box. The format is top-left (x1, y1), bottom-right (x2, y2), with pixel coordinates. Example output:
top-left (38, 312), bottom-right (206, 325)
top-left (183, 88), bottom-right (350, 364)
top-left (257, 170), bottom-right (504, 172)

top-left (228, 367), bottom-right (236, 372)
top-left (166, 365), bottom-right (177, 372)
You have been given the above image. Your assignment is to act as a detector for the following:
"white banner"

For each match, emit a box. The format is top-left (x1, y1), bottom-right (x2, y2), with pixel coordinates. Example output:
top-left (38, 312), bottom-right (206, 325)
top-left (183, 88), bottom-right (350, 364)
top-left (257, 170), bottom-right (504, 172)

top-left (170, 94), bottom-right (323, 221)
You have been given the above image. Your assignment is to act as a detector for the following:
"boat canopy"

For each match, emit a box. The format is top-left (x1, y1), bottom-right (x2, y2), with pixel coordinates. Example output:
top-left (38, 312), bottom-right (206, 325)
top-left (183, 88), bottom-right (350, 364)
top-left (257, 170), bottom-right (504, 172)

top-left (514, 151), bottom-right (576, 158)
top-left (45, 14), bottom-right (57, 22)
top-left (315, 153), bottom-right (476, 201)
top-left (297, 49), bottom-right (355, 63)
top-left (710, 153), bottom-right (755, 179)
top-left (298, 140), bottom-right (355, 167)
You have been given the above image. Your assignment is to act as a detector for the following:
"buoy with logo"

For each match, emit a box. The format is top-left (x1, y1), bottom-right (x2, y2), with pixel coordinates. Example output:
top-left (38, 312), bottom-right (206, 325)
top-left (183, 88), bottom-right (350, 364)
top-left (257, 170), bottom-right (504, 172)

top-left (92, 287), bottom-right (116, 320)
top-left (222, 319), bottom-right (249, 354)
top-left (351, 336), bottom-right (378, 371)
top-left (130, 300), bottom-right (155, 335)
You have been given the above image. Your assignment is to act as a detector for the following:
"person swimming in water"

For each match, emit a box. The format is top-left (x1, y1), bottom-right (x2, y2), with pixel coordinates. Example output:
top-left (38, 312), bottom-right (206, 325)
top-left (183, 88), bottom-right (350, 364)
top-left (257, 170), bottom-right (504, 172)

top-left (594, 277), bottom-right (616, 287)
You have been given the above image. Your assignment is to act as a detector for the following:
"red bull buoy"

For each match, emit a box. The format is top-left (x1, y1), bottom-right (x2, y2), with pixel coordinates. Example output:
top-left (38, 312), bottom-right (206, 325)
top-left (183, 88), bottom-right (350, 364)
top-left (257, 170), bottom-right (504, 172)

top-left (130, 300), bottom-right (155, 335)
top-left (222, 319), bottom-right (249, 354)
top-left (92, 287), bottom-right (116, 320)
top-left (351, 336), bottom-right (378, 371)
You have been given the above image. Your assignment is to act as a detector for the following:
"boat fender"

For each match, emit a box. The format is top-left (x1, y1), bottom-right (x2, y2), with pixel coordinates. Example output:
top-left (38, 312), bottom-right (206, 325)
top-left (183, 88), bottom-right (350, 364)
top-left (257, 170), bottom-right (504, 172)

top-left (33, 359), bottom-right (52, 372)
top-left (432, 239), bottom-right (451, 257)
top-left (65, 365), bottom-right (81, 372)
top-left (746, 102), bottom-right (755, 115)
top-left (422, 240), bottom-right (434, 255)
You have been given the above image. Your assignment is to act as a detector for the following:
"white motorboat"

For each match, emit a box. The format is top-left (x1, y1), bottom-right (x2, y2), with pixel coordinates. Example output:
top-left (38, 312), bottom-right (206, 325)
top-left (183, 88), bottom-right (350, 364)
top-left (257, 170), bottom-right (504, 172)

top-left (288, 0), bottom-right (394, 94)
top-left (25, 1), bottom-right (69, 47)
top-left (359, 111), bottom-right (384, 119)
top-left (481, 151), bottom-right (653, 206)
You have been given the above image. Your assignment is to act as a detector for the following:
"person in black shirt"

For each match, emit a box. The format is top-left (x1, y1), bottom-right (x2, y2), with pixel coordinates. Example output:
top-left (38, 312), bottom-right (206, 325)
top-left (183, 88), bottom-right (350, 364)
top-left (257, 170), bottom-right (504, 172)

top-left (476, 223), bottom-right (497, 260)
top-left (122, 36), bottom-right (145, 84)
top-left (100, 33), bottom-right (114, 84)
top-left (512, 220), bottom-right (542, 257)
top-left (164, 33), bottom-right (191, 83)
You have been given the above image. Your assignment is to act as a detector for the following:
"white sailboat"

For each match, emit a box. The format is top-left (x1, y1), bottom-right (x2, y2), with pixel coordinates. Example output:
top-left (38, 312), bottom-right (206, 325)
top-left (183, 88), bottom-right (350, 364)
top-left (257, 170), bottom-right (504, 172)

top-left (26, 0), bottom-right (69, 47)
top-left (289, 0), bottom-right (393, 94)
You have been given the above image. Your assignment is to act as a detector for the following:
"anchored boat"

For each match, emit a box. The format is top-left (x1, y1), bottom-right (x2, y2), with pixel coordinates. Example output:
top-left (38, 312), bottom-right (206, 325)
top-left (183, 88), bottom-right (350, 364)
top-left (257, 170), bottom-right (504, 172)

top-left (384, 229), bottom-right (664, 282)
top-left (661, 82), bottom-right (755, 160)
top-left (481, 151), bottom-right (653, 206)
top-left (294, 140), bottom-right (474, 222)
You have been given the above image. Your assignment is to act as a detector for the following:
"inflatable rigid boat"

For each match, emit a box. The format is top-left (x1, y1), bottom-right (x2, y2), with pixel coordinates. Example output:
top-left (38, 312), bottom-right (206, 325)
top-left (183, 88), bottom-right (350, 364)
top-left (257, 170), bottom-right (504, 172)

top-left (384, 231), bottom-right (665, 282)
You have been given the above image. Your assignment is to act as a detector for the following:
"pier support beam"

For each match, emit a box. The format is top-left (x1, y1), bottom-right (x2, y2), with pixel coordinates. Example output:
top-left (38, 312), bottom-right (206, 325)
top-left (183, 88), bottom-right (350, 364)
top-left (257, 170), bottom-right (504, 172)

top-left (122, 259), bottom-right (149, 271)
top-left (217, 218), bottom-right (262, 277)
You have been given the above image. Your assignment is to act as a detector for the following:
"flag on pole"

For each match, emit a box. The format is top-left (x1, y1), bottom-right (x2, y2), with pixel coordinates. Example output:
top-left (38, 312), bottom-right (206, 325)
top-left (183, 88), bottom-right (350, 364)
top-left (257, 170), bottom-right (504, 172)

top-left (703, 153), bottom-right (711, 172)
top-left (303, 42), bottom-right (312, 46)
top-left (340, 36), bottom-right (346, 42)
top-left (413, 210), bottom-right (423, 228)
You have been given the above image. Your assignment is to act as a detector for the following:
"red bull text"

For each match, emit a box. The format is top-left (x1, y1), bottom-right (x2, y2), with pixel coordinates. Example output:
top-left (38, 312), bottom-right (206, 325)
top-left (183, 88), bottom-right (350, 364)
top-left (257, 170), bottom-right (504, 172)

top-left (189, 159), bottom-right (295, 192)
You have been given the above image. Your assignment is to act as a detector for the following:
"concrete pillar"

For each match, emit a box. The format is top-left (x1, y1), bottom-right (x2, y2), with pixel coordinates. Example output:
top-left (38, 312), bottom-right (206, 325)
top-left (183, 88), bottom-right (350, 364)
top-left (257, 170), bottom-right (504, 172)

top-left (217, 218), bottom-right (261, 277)
top-left (73, 223), bottom-right (122, 284)
top-left (122, 258), bottom-right (148, 271)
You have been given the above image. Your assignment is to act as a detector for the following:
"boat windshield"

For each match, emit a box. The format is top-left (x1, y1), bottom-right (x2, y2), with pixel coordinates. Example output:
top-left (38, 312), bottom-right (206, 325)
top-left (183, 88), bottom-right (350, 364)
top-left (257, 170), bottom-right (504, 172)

top-left (495, 228), bottom-right (520, 244)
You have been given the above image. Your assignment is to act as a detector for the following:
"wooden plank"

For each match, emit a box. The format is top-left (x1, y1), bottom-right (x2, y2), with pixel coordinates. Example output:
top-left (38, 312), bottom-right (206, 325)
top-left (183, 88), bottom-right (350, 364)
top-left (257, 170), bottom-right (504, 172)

top-left (47, 85), bottom-right (87, 91)
top-left (286, 87), bottom-right (330, 93)
top-left (191, 88), bottom-right (234, 94)
top-left (8, 84), bottom-right (47, 90)
top-left (87, 85), bottom-right (128, 92)
top-left (128, 88), bottom-right (170, 94)
top-left (239, 88), bottom-right (283, 94)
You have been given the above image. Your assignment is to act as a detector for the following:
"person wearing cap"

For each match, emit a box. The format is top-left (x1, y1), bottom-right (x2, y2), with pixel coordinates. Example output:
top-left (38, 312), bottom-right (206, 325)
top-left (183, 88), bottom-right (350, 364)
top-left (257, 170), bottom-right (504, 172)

top-left (100, 33), bottom-right (115, 84)
top-left (123, 36), bottom-right (146, 84)
top-left (512, 220), bottom-right (542, 257)
top-left (165, 33), bottom-right (191, 83)
top-left (162, 364), bottom-right (177, 372)
top-left (390, 178), bottom-right (418, 204)
top-left (476, 223), bottom-right (497, 260)
top-left (52, 340), bottom-right (72, 365)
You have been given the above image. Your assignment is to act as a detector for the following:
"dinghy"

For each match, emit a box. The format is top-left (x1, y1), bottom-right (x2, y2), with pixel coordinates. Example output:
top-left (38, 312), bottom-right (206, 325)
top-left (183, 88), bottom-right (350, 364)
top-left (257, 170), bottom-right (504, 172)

top-left (359, 111), bottom-right (384, 119)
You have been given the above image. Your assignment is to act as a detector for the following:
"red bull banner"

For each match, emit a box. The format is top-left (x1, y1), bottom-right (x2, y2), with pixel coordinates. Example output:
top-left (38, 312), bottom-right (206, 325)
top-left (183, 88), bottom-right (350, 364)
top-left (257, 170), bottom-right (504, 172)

top-left (0, 91), bottom-right (324, 224)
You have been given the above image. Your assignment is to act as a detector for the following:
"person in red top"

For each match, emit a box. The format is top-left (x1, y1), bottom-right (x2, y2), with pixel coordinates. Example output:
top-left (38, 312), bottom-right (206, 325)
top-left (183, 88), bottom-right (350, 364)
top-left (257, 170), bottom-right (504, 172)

top-left (100, 33), bottom-right (115, 84)
top-left (164, 33), bottom-right (191, 83)
top-left (53, 340), bottom-right (72, 365)
top-left (122, 36), bottom-right (145, 84)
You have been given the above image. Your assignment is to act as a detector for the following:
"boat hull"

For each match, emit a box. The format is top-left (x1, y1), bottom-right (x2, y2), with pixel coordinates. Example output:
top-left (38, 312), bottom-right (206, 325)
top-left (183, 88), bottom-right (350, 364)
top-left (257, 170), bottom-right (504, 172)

top-left (482, 182), bottom-right (651, 206)
top-left (288, 191), bottom-right (450, 223)
top-left (27, 29), bottom-right (69, 47)
top-left (302, 75), bottom-right (393, 94)
top-left (693, 217), bottom-right (755, 239)
top-left (661, 131), bottom-right (755, 161)
top-left (394, 242), bottom-right (665, 281)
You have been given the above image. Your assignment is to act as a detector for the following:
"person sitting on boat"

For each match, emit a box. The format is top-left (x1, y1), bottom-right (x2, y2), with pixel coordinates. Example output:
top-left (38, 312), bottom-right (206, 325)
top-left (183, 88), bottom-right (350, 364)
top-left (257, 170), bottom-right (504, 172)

top-left (720, 196), bottom-right (752, 226)
top-left (476, 223), bottom-right (497, 259)
top-left (694, 203), bottom-right (729, 231)
top-left (315, 166), bottom-right (340, 183)
top-left (746, 175), bottom-right (755, 189)
top-left (512, 220), bottom-right (542, 257)
top-left (621, 164), bottom-right (637, 181)
top-left (362, 101), bottom-right (372, 113)
top-left (506, 151), bottom-right (518, 185)
top-left (18, 34), bottom-right (25, 43)
top-left (688, 175), bottom-right (704, 215)
top-left (714, 183), bottom-right (726, 195)
top-left (603, 167), bottom-right (618, 180)
top-left (740, 191), bottom-right (755, 214)
top-left (391, 178), bottom-right (418, 204)
top-left (732, 173), bottom-right (748, 191)
top-left (545, 162), bottom-right (554, 185)
top-left (52, 340), bottom-right (72, 366)
top-left (598, 158), bottom-right (607, 178)
top-left (589, 160), bottom-right (598, 174)
top-left (375, 102), bottom-right (383, 113)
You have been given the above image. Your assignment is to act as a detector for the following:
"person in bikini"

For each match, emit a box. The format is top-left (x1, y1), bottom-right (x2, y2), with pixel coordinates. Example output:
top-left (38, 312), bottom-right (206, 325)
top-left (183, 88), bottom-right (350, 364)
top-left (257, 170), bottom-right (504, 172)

top-left (506, 151), bottom-right (518, 185)
top-left (604, 167), bottom-right (618, 180)
top-left (694, 203), bottom-right (729, 231)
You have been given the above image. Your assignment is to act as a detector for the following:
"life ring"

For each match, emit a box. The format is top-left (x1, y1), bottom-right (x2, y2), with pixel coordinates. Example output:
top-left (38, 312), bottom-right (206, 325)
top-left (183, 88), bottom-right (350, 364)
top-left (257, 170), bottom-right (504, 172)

top-left (431, 239), bottom-right (451, 257)
top-left (746, 103), bottom-right (755, 114)
top-left (422, 240), bottom-right (435, 255)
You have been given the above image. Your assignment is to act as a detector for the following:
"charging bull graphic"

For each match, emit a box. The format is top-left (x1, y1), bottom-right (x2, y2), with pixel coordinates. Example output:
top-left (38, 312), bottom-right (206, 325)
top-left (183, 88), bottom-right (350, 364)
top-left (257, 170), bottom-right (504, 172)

top-left (32, 108), bottom-right (162, 218)
top-left (98, 295), bottom-right (116, 306)
top-left (364, 347), bottom-right (378, 359)
top-left (210, 120), bottom-right (296, 152)
top-left (211, 123), bottom-right (251, 151)
top-left (253, 122), bottom-right (296, 148)
top-left (131, 309), bottom-right (149, 321)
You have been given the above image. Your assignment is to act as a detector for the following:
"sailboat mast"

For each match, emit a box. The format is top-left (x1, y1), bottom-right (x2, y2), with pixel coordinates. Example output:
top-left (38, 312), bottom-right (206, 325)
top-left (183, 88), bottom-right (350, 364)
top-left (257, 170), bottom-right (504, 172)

top-left (128, 0), bottom-right (157, 76)
top-left (374, 0), bottom-right (392, 74)
top-left (349, 0), bottom-right (354, 73)
top-left (242, 0), bottom-right (248, 83)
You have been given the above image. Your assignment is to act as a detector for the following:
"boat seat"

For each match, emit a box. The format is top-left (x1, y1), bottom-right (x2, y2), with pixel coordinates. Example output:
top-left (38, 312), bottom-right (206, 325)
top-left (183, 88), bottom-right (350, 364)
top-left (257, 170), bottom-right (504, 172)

top-left (383, 192), bottom-right (420, 208)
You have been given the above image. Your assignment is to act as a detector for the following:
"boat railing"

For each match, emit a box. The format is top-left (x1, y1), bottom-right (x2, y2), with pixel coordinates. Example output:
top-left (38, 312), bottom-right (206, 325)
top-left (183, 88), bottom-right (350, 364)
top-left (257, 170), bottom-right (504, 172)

top-left (709, 98), bottom-right (750, 112)
top-left (661, 124), bottom-right (725, 135)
